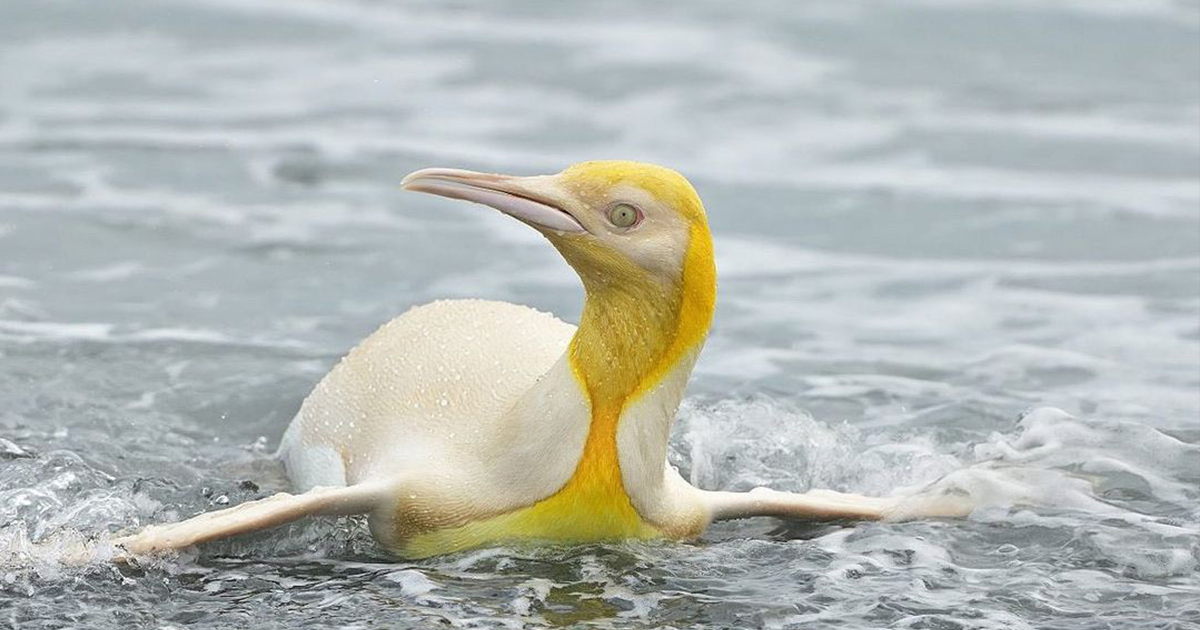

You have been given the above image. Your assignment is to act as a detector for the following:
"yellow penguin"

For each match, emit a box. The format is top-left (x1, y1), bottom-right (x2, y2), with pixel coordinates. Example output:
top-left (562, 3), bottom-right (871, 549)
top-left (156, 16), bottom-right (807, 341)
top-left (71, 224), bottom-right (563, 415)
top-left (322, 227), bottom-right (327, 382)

top-left (115, 161), bottom-right (968, 559)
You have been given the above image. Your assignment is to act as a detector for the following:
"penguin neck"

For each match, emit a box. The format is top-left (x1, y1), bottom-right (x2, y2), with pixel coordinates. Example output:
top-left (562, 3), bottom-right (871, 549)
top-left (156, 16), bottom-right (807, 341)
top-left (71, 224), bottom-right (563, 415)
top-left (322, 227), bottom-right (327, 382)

top-left (562, 228), bottom-right (717, 489)
top-left (570, 279), bottom-right (687, 409)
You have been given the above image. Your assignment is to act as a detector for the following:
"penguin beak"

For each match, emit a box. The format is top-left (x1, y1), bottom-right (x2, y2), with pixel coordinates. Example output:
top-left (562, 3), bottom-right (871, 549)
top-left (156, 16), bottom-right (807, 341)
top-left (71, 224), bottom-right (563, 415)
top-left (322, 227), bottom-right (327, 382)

top-left (401, 168), bottom-right (587, 234)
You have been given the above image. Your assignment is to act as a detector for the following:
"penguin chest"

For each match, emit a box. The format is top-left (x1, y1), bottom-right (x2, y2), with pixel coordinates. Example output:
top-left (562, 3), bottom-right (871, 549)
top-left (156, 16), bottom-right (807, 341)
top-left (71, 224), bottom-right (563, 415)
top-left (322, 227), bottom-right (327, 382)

top-left (391, 417), bottom-right (662, 558)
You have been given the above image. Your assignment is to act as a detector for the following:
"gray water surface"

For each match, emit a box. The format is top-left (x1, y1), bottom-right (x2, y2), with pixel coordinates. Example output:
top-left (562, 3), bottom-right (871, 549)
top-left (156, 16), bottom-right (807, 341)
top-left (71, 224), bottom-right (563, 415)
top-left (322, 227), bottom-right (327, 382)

top-left (1, 1), bottom-right (1198, 628)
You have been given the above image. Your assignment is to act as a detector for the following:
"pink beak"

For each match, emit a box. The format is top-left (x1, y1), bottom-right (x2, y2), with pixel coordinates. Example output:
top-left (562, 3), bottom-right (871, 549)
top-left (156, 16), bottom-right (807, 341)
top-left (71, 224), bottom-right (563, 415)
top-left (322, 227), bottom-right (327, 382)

top-left (401, 168), bottom-right (586, 234)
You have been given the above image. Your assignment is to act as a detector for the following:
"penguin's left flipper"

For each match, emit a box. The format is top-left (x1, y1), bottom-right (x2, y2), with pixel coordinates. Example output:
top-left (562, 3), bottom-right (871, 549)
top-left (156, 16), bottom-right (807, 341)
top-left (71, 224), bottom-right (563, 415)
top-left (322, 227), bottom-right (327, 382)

top-left (113, 482), bottom-right (386, 555)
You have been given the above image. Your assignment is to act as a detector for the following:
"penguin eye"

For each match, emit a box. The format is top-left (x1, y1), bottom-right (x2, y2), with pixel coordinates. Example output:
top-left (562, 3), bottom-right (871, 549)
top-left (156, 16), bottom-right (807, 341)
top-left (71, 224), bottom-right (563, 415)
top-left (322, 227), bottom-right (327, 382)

top-left (607, 203), bottom-right (641, 228)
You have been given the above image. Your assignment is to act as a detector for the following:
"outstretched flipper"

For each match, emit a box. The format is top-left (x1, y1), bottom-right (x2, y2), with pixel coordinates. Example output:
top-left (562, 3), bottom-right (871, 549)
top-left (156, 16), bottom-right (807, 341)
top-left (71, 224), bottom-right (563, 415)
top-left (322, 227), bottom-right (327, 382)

top-left (700, 486), bottom-right (975, 523)
top-left (113, 483), bottom-right (385, 555)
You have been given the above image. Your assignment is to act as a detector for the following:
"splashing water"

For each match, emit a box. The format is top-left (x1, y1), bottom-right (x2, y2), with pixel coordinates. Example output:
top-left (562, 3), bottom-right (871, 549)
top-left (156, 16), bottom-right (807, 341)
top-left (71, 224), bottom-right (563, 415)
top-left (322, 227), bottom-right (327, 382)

top-left (2, 400), bottom-right (1196, 627)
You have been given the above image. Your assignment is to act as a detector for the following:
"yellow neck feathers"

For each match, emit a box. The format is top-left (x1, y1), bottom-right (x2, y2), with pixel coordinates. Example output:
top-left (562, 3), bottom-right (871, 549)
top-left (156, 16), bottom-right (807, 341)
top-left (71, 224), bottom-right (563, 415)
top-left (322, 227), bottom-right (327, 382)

top-left (568, 220), bottom-right (715, 451)
top-left (561, 162), bottom-right (717, 423)
top-left (551, 217), bottom-right (716, 536)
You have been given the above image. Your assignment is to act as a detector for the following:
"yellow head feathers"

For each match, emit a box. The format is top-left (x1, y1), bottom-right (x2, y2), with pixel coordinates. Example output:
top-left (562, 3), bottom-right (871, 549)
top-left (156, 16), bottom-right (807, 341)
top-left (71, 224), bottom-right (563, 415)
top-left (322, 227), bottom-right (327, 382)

top-left (547, 161), bottom-right (715, 304)
top-left (559, 160), bottom-right (710, 229)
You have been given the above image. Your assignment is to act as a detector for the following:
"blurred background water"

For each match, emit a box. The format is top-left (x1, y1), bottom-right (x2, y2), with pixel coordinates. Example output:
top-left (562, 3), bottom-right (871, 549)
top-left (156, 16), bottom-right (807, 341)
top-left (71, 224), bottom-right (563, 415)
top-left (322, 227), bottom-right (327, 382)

top-left (1, 0), bottom-right (1198, 628)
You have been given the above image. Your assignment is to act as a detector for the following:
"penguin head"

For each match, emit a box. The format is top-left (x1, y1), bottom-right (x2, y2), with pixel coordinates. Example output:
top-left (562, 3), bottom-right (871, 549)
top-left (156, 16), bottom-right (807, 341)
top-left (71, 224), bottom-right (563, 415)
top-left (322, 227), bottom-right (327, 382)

top-left (402, 161), bottom-right (715, 300)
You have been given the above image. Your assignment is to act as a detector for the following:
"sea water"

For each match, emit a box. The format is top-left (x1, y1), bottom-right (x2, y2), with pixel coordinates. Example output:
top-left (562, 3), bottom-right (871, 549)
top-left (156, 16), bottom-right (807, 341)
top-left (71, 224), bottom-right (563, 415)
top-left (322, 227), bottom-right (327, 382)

top-left (0, 0), bottom-right (1197, 628)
